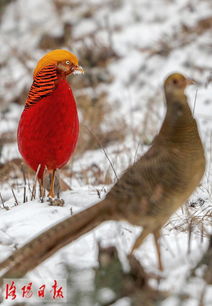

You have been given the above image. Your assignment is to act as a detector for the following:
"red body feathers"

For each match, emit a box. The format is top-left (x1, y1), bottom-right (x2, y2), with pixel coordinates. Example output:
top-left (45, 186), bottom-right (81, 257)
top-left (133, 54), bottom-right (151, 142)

top-left (18, 64), bottom-right (79, 178)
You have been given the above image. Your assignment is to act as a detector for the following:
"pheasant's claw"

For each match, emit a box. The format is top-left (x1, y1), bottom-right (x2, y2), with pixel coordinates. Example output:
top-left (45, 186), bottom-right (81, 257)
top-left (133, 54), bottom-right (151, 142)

top-left (48, 197), bottom-right (65, 207)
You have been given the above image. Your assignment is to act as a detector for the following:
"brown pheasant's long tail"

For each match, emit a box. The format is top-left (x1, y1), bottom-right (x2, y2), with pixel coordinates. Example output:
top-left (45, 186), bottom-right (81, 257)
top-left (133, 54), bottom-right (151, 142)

top-left (0, 199), bottom-right (111, 284)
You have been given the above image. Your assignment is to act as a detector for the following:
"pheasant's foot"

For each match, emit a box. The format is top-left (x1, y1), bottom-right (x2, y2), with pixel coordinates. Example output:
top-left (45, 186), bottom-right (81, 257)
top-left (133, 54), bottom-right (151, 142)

top-left (48, 197), bottom-right (65, 207)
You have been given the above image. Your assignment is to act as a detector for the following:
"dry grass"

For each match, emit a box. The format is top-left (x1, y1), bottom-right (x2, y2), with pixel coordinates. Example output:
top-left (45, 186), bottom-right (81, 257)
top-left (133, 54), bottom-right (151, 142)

top-left (75, 91), bottom-right (127, 155)
top-left (0, 158), bottom-right (26, 183)
top-left (63, 162), bottom-right (114, 186)
top-left (136, 16), bottom-right (212, 59)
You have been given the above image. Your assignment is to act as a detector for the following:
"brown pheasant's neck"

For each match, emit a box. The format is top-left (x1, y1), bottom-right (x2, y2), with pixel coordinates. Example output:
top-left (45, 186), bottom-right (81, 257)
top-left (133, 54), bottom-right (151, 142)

top-left (159, 92), bottom-right (197, 143)
top-left (166, 92), bottom-right (193, 117)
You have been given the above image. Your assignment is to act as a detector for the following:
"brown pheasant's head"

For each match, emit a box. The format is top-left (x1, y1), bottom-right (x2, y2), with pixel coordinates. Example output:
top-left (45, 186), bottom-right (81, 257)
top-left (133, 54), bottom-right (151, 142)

top-left (163, 73), bottom-right (196, 123)
top-left (33, 49), bottom-right (84, 77)
top-left (164, 73), bottom-right (194, 96)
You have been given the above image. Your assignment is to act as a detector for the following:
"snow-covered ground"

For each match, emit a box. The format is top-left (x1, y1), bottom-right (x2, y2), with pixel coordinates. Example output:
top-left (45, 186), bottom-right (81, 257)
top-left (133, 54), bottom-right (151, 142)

top-left (0, 0), bottom-right (212, 305)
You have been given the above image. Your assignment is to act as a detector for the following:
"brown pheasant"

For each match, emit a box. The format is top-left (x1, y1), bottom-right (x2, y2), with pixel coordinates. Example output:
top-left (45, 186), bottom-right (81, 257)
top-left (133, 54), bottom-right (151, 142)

top-left (0, 73), bottom-right (205, 281)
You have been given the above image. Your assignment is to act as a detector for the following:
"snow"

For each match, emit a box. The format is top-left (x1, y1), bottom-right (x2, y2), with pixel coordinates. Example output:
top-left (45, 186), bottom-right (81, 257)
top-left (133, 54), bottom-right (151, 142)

top-left (0, 0), bottom-right (212, 305)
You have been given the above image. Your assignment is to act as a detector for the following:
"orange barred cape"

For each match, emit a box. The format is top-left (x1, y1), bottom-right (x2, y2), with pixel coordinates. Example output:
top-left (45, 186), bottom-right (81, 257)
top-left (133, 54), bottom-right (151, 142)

top-left (25, 65), bottom-right (57, 109)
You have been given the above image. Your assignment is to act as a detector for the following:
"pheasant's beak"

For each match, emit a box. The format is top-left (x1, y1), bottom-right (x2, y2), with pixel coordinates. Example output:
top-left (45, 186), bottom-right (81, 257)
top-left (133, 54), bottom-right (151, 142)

top-left (186, 78), bottom-right (197, 86)
top-left (73, 65), bottom-right (84, 75)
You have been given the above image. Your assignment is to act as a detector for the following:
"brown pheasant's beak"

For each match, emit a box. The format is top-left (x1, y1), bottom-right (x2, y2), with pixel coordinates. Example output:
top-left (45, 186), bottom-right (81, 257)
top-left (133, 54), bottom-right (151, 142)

top-left (73, 65), bottom-right (84, 75)
top-left (186, 78), bottom-right (197, 86)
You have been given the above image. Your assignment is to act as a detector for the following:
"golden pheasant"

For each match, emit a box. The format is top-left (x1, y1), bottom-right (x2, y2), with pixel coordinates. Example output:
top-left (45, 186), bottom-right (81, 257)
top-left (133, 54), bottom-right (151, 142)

top-left (0, 73), bottom-right (205, 281)
top-left (17, 49), bottom-right (83, 199)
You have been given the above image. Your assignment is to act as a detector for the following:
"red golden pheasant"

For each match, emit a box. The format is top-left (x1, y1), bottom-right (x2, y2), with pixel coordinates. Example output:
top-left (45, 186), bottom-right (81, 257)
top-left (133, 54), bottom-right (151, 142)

top-left (17, 49), bottom-right (83, 198)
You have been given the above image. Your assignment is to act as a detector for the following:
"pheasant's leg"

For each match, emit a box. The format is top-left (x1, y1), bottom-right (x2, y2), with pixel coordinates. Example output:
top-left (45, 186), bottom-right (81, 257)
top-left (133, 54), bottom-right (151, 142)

top-left (153, 230), bottom-right (163, 271)
top-left (48, 170), bottom-right (56, 198)
top-left (130, 227), bottom-right (150, 254)
top-left (47, 170), bottom-right (65, 206)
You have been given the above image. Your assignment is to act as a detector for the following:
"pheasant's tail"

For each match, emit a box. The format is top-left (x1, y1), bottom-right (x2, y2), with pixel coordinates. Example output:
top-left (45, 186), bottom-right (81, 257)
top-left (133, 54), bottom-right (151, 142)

top-left (0, 199), bottom-right (110, 284)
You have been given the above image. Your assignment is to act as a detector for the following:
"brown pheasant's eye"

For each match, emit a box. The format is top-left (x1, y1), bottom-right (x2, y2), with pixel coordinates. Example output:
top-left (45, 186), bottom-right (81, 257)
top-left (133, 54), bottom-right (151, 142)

top-left (172, 79), bottom-right (178, 84)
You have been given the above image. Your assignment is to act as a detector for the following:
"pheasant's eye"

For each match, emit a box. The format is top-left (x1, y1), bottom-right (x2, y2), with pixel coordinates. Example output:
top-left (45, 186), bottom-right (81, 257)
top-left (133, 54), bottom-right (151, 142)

top-left (172, 79), bottom-right (178, 84)
top-left (66, 60), bottom-right (70, 65)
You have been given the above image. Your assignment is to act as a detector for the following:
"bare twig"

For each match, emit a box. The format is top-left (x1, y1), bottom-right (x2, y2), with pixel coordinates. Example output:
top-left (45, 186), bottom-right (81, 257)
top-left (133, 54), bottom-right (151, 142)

top-left (21, 163), bottom-right (27, 203)
top-left (187, 218), bottom-right (193, 255)
top-left (31, 164), bottom-right (41, 200)
top-left (0, 192), bottom-right (9, 210)
top-left (83, 125), bottom-right (118, 182)
top-left (10, 185), bottom-right (19, 206)
top-left (192, 87), bottom-right (198, 116)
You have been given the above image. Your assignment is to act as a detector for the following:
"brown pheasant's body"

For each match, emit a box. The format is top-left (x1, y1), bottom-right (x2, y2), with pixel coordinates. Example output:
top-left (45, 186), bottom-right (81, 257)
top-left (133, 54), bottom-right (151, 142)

top-left (109, 99), bottom-right (205, 229)
top-left (0, 73), bottom-right (205, 281)
top-left (105, 100), bottom-right (205, 249)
